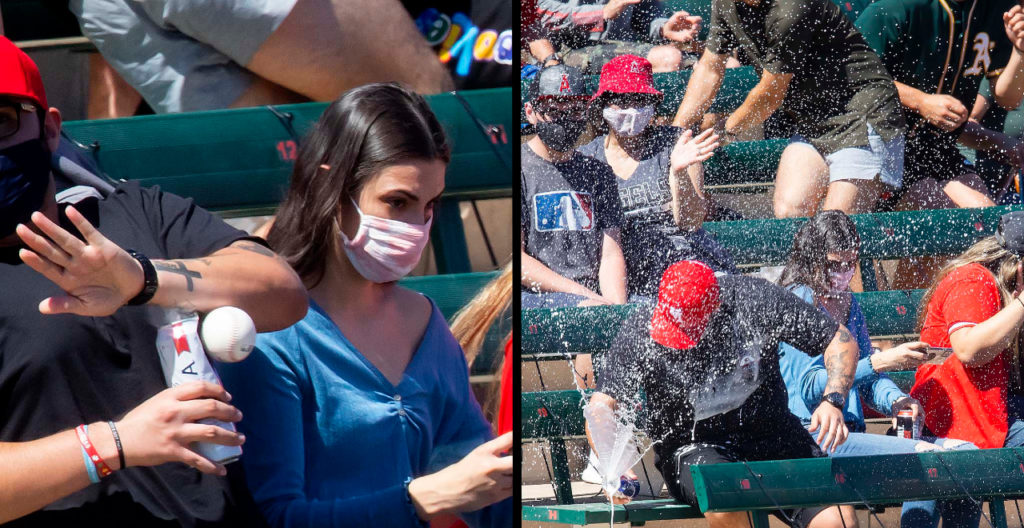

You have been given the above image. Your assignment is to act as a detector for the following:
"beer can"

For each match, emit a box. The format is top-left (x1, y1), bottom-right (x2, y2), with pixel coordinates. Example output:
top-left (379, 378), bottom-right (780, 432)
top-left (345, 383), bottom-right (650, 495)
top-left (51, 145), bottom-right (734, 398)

top-left (614, 477), bottom-right (641, 500)
top-left (895, 409), bottom-right (920, 440)
top-left (156, 313), bottom-right (242, 464)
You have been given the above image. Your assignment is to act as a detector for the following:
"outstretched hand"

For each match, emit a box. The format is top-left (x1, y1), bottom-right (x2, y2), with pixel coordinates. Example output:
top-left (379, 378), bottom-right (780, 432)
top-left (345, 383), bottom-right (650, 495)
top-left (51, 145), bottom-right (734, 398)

top-left (16, 206), bottom-right (144, 316)
top-left (1004, 5), bottom-right (1024, 52)
top-left (670, 128), bottom-right (719, 173)
top-left (662, 11), bottom-right (702, 43)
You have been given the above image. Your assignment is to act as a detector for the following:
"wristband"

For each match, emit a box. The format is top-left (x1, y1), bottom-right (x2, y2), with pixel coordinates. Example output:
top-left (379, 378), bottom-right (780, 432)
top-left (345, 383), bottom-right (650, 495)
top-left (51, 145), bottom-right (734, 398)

top-left (76, 424), bottom-right (113, 478)
top-left (542, 52), bottom-right (560, 65)
top-left (108, 421), bottom-right (126, 470)
top-left (80, 443), bottom-right (100, 484)
top-left (125, 249), bottom-right (158, 306)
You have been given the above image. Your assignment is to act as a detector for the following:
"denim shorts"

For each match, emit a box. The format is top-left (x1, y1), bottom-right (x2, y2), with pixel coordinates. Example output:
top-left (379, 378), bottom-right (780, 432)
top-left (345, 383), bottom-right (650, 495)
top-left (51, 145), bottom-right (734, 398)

top-left (70, 0), bottom-right (297, 113)
top-left (790, 124), bottom-right (905, 189)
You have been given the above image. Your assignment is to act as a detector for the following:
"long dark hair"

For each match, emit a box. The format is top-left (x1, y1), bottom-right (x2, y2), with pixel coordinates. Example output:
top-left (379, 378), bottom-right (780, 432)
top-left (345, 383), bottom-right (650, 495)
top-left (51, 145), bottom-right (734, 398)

top-left (267, 83), bottom-right (450, 287)
top-left (779, 210), bottom-right (861, 294)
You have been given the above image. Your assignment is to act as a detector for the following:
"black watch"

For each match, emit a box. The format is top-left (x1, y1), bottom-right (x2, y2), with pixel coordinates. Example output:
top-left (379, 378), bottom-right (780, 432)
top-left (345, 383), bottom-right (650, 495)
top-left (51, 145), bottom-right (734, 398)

top-left (125, 249), bottom-right (158, 306)
top-left (821, 392), bottom-right (846, 410)
top-left (542, 52), bottom-right (561, 65)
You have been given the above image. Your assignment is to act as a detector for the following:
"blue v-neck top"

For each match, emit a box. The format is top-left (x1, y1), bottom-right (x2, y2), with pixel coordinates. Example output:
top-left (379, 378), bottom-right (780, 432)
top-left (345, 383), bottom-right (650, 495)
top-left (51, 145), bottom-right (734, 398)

top-left (219, 297), bottom-right (511, 528)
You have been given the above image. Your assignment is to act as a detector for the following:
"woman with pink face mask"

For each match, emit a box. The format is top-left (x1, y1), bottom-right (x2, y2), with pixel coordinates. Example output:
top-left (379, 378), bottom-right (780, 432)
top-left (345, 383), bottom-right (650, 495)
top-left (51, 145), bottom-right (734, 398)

top-left (578, 55), bottom-right (732, 298)
top-left (218, 83), bottom-right (511, 528)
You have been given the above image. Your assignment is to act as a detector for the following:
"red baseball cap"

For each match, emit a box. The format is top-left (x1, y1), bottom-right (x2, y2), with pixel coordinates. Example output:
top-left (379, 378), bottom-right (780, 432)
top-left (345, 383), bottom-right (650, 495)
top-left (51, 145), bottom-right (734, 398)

top-left (0, 37), bottom-right (47, 109)
top-left (591, 55), bottom-right (663, 102)
top-left (650, 260), bottom-right (721, 350)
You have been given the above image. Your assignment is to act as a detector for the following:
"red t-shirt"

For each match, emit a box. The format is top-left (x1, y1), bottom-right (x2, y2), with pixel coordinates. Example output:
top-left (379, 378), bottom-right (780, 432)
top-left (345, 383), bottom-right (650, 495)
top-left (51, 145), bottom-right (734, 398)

top-left (911, 263), bottom-right (1011, 449)
top-left (498, 336), bottom-right (513, 436)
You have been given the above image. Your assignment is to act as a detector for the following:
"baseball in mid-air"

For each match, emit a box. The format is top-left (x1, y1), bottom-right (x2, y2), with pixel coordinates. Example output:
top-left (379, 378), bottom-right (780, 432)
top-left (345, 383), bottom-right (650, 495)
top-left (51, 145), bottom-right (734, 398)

top-left (200, 306), bottom-right (256, 363)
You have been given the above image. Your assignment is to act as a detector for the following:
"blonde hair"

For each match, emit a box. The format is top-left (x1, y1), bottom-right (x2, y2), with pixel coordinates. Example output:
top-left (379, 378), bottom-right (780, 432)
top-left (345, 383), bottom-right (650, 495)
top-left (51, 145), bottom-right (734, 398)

top-left (449, 262), bottom-right (512, 428)
top-left (918, 236), bottom-right (1022, 385)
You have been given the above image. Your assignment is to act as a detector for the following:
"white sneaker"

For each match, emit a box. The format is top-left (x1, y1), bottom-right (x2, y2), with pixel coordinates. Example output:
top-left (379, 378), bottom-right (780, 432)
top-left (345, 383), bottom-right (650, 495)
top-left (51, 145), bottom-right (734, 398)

top-left (580, 450), bottom-right (603, 484)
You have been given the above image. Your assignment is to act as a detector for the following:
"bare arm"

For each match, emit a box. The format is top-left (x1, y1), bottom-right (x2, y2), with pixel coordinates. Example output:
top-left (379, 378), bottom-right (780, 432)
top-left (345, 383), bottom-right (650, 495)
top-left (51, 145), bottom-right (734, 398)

top-left (995, 6), bottom-right (1024, 110)
top-left (529, 39), bottom-right (559, 64)
top-left (948, 294), bottom-right (1024, 366)
top-left (958, 120), bottom-right (1023, 167)
top-left (0, 381), bottom-right (243, 524)
top-left (807, 325), bottom-right (858, 452)
top-left (149, 239), bottom-right (307, 331)
top-left (670, 162), bottom-right (708, 230)
top-left (672, 50), bottom-right (728, 128)
top-left (895, 80), bottom-right (969, 131)
top-left (520, 230), bottom-right (604, 300)
top-left (16, 206), bottom-right (306, 332)
top-left (598, 228), bottom-right (628, 304)
top-left (722, 69), bottom-right (791, 135)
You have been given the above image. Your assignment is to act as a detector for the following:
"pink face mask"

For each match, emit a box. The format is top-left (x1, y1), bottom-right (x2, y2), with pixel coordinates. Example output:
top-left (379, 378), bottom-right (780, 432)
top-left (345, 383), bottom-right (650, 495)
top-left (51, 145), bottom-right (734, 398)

top-left (340, 198), bottom-right (432, 283)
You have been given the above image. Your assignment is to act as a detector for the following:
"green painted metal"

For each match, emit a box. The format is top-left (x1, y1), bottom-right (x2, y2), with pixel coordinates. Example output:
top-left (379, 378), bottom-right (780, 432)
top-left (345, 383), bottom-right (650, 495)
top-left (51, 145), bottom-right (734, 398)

top-left (522, 289), bottom-right (924, 359)
top-left (701, 139), bottom-right (787, 187)
top-left (522, 390), bottom-right (590, 439)
top-left (63, 88), bottom-right (512, 215)
top-left (521, 500), bottom-right (701, 525)
top-left (62, 88), bottom-right (513, 272)
top-left (705, 205), bottom-right (1023, 266)
top-left (549, 438), bottom-right (576, 505)
top-left (3, 0), bottom-right (83, 42)
top-left (690, 448), bottom-right (1024, 512)
top-left (888, 370), bottom-right (915, 393)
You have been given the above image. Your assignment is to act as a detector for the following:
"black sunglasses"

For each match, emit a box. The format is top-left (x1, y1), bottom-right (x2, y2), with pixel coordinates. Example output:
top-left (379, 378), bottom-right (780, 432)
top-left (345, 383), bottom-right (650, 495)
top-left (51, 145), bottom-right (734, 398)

top-left (0, 101), bottom-right (39, 140)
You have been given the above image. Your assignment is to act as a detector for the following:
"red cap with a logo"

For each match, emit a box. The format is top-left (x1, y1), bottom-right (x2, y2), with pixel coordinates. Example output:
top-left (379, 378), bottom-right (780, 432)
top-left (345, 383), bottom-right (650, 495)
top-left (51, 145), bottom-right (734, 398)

top-left (0, 37), bottom-right (47, 109)
top-left (591, 54), bottom-right (663, 102)
top-left (650, 260), bottom-right (721, 350)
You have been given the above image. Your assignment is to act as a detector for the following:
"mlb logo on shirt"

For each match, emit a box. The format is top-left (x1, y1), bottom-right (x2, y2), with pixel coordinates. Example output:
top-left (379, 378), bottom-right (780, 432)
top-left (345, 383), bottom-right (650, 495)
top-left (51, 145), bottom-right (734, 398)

top-left (533, 191), bottom-right (594, 231)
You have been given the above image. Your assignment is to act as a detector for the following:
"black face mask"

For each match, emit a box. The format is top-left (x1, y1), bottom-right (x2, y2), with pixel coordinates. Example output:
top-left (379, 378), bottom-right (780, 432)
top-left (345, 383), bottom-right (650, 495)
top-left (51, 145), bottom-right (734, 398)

top-left (535, 118), bottom-right (586, 152)
top-left (0, 138), bottom-right (52, 239)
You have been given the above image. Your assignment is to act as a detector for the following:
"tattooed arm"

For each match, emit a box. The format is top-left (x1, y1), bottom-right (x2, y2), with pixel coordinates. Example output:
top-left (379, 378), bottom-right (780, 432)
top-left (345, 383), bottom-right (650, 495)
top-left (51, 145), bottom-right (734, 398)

top-left (807, 324), bottom-right (859, 453)
top-left (149, 239), bottom-right (306, 331)
top-left (16, 206), bottom-right (306, 332)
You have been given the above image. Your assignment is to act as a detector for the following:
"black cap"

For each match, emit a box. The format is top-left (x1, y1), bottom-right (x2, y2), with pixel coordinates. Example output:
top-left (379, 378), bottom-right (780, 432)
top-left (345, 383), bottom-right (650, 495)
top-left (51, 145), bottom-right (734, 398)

top-left (527, 64), bottom-right (589, 102)
top-left (996, 211), bottom-right (1024, 256)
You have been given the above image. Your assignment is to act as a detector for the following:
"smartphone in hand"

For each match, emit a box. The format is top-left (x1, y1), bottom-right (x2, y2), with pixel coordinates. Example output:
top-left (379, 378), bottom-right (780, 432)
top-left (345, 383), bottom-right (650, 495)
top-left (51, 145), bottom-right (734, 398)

top-left (925, 347), bottom-right (954, 364)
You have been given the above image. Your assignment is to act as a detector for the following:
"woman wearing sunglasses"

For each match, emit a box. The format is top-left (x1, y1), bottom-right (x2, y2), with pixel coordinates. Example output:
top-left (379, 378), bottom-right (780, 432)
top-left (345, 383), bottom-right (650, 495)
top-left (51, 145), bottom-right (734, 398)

top-left (777, 210), bottom-right (979, 528)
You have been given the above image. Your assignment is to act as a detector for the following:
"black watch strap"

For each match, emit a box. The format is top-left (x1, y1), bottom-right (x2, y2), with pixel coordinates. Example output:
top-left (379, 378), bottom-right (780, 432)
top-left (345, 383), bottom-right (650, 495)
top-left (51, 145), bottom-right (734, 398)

top-left (125, 249), bottom-right (158, 306)
top-left (822, 392), bottom-right (845, 409)
top-left (542, 52), bottom-right (560, 65)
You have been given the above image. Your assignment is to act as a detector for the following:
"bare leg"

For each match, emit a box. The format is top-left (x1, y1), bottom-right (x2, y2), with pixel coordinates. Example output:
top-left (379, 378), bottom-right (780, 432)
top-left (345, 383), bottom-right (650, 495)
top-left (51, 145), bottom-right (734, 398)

top-left (87, 54), bottom-right (143, 119)
top-left (228, 76), bottom-right (309, 109)
top-left (573, 354), bottom-right (596, 390)
top-left (808, 505), bottom-right (860, 528)
top-left (774, 143), bottom-right (829, 218)
top-left (245, 0), bottom-right (454, 99)
top-left (821, 178), bottom-right (885, 215)
top-left (705, 511), bottom-right (760, 528)
top-left (647, 45), bottom-right (683, 72)
top-left (943, 173), bottom-right (995, 208)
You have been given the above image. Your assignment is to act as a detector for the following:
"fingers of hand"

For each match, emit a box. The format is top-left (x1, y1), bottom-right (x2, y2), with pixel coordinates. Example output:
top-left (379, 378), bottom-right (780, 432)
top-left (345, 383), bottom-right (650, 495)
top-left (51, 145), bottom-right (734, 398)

top-left (178, 423), bottom-right (245, 447)
top-left (177, 448), bottom-right (225, 476)
top-left (64, 206), bottom-right (106, 246)
top-left (16, 223), bottom-right (71, 268)
top-left (178, 399), bottom-right (242, 423)
top-left (18, 248), bottom-right (68, 287)
top-left (30, 211), bottom-right (86, 256)
top-left (481, 432), bottom-right (514, 455)
top-left (38, 295), bottom-right (85, 316)
top-left (173, 381), bottom-right (232, 403)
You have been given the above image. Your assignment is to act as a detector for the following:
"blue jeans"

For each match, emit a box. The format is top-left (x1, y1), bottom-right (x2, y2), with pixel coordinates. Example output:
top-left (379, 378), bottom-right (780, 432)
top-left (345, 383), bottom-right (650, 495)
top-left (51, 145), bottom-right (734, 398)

top-left (808, 429), bottom-right (981, 528)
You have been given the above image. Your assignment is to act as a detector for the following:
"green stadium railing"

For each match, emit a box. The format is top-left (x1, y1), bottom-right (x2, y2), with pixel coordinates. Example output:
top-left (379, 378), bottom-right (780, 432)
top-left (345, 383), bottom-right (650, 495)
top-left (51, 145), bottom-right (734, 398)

top-left (62, 88), bottom-right (514, 274)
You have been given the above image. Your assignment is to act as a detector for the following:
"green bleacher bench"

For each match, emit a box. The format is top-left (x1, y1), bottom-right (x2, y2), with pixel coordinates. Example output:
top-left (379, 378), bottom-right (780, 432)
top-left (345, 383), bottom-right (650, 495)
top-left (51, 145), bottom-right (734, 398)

top-left (61, 88), bottom-right (513, 274)
top-left (524, 449), bottom-right (1024, 527)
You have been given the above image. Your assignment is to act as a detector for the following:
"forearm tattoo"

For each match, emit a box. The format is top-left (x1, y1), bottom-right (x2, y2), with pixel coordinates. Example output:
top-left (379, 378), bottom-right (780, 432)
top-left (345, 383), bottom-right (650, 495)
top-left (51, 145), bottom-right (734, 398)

top-left (154, 261), bottom-right (202, 291)
top-left (824, 327), bottom-right (856, 396)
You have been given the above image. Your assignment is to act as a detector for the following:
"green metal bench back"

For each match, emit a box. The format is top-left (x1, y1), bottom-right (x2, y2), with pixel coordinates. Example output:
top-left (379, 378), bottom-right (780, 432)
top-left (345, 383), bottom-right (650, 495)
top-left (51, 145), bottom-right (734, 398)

top-left (707, 205), bottom-right (1022, 266)
top-left (691, 447), bottom-right (1024, 512)
top-left (522, 289), bottom-right (924, 359)
top-left (62, 88), bottom-right (513, 217)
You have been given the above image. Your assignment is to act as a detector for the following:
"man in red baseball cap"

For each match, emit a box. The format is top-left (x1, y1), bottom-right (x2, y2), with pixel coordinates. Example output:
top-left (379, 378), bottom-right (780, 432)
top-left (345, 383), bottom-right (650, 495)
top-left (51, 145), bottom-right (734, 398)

top-left (0, 36), bottom-right (308, 525)
top-left (585, 260), bottom-right (861, 528)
